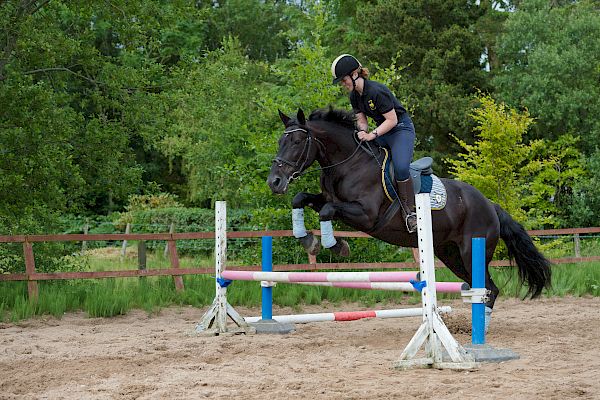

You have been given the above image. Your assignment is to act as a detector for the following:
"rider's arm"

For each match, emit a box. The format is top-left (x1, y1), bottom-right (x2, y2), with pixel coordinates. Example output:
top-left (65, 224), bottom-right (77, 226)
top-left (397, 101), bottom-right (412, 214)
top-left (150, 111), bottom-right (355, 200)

top-left (355, 112), bottom-right (369, 133)
top-left (370, 109), bottom-right (398, 138)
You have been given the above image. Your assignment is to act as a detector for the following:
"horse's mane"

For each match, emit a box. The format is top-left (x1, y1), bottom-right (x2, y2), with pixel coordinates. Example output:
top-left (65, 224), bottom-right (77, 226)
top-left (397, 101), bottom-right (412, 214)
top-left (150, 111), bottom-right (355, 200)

top-left (309, 107), bottom-right (356, 130)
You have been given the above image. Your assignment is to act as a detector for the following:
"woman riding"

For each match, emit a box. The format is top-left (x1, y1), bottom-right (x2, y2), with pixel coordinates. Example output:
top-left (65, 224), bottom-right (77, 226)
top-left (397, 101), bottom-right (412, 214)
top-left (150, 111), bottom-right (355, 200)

top-left (331, 54), bottom-right (417, 232)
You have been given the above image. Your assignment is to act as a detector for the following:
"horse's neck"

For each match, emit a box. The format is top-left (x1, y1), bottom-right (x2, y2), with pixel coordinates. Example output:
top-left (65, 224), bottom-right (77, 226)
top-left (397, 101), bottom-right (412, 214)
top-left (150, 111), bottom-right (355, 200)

top-left (311, 123), bottom-right (377, 168)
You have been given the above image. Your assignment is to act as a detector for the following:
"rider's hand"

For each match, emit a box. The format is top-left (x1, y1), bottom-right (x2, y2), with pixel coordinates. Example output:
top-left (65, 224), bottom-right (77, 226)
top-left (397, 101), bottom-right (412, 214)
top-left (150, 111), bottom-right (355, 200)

top-left (357, 130), bottom-right (376, 141)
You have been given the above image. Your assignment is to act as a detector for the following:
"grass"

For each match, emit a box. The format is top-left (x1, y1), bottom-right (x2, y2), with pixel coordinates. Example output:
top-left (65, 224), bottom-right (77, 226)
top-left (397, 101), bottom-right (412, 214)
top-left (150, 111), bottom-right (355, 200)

top-left (1, 243), bottom-right (599, 322)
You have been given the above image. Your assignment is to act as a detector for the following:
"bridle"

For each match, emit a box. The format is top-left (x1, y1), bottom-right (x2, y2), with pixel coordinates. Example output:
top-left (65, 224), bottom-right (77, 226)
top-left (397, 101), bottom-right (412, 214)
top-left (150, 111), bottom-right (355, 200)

top-left (272, 124), bottom-right (368, 183)
top-left (273, 126), bottom-right (319, 182)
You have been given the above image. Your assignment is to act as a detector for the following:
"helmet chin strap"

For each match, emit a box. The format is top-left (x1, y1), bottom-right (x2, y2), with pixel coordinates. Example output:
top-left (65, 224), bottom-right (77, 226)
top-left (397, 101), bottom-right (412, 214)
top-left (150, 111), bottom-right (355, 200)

top-left (350, 71), bottom-right (361, 92)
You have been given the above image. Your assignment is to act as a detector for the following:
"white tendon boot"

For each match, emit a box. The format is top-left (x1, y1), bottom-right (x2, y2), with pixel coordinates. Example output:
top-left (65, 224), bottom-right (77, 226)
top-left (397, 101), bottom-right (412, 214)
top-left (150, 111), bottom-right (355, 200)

top-left (485, 306), bottom-right (493, 333)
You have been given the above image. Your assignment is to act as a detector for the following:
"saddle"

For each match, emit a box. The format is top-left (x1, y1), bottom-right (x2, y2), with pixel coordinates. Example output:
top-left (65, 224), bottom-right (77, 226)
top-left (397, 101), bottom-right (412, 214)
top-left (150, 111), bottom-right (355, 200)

top-left (381, 149), bottom-right (434, 201)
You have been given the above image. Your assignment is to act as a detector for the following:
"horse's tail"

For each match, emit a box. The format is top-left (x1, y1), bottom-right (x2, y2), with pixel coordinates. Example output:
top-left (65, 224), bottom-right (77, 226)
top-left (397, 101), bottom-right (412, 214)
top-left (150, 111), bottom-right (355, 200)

top-left (494, 203), bottom-right (552, 298)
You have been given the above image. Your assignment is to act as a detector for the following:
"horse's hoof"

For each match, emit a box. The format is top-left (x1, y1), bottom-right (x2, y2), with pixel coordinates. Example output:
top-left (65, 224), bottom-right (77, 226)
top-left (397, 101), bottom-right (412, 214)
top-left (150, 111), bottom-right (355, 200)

top-left (330, 239), bottom-right (350, 257)
top-left (298, 233), bottom-right (320, 256)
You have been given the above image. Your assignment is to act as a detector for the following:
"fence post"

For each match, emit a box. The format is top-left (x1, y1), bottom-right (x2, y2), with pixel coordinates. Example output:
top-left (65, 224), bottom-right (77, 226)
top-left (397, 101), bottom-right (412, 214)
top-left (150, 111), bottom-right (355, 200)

top-left (23, 241), bottom-right (38, 301)
top-left (138, 241), bottom-right (147, 270)
top-left (574, 233), bottom-right (581, 258)
top-left (164, 223), bottom-right (175, 257)
top-left (121, 223), bottom-right (130, 259)
top-left (168, 238), bottom-right (185, 291)
top-left (81, 222), bottom-right (89, 255)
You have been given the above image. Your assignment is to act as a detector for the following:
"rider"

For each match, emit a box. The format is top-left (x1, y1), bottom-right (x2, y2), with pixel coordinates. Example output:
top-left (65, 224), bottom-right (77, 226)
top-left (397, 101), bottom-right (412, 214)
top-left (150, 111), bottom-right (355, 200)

top-left (331, 54), bottom-right (417, 233)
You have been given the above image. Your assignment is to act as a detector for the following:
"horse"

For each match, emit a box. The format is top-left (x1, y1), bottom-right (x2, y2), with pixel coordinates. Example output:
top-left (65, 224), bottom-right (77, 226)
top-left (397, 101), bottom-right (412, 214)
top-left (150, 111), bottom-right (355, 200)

top-left (267, 107), bottom-right (552, 325)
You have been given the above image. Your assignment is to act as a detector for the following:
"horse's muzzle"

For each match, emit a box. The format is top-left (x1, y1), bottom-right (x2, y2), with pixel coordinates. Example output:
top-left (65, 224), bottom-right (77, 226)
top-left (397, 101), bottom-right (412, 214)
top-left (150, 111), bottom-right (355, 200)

top-left (267, 172), bottom-right (288, 194)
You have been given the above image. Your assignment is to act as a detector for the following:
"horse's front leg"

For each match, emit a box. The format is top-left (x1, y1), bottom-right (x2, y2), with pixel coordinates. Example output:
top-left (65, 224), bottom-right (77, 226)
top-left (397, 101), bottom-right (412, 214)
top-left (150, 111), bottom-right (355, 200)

top-left (292, 192), bottom-right (327, 256)
top-left (319, 201), bottom-right (373, 257)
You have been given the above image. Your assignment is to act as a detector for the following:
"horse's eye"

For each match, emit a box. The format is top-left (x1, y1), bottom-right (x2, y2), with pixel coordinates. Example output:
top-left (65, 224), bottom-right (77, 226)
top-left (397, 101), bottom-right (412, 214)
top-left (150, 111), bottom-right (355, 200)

top-left (294, 139), bottom-right (301, 145)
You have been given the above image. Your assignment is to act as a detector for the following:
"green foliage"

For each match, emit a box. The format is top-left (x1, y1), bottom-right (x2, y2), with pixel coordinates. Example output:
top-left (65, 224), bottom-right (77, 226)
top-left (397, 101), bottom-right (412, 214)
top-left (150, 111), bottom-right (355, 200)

top-left (2, 0), bottom-right (600, 251)
top-left (449, 95), bottom-right (587, 228)
top-left (569, 149), bottom-right (600, 227)
top-left (350, 0), bottom-right (489, 157)
top-left (447, 95), bottom-right (532, 220)
top-left (202, 0), bottom-right (297, 61)
top-left (137, 38), bottom-right (271, 208)
top-left (0, 77), bottom-right (85, 234)
top-left (126, 193), bottom-right (183, 211)
top-left (493, 0), bottom-right (600, 153)
top-left (251, 4), bottom-right (348, 207)
top-left (520, 134), bottom-right (586, 227)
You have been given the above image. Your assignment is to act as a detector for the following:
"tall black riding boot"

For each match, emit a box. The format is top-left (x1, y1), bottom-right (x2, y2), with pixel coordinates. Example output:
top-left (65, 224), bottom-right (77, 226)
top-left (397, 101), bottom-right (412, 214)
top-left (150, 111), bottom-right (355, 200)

top-left (397, 178), bottom-right (418, 233)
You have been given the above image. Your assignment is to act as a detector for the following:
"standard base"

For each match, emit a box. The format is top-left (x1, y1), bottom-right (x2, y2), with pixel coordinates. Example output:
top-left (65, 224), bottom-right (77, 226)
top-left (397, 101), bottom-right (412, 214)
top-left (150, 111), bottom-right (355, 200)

top-left (394, 358), bottom-right (480, 370)
top-left (464, 344), bottom-right (520, 363)
top-left (249, 319), bottom-right (296, 334)
top-left (195, 298), bottom-right (256, 336)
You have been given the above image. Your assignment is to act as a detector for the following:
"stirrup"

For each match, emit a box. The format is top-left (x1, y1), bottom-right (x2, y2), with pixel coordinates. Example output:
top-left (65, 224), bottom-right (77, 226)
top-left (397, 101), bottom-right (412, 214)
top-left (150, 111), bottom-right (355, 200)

top-left (405, 213), bottom-right (417, 233)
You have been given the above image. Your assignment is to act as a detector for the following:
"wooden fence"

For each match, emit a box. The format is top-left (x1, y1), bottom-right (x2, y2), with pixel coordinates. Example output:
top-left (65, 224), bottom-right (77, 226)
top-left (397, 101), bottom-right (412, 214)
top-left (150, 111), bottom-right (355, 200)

top-left (1, 227), bottom-right (600, 301)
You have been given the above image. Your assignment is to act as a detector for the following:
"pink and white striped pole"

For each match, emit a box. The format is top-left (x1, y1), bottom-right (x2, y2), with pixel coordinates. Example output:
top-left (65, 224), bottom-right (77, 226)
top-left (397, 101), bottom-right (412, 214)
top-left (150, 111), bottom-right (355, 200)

top-left (294, 281), bottom-right (469, 293)
top-left (221, 270), bottom-right (419, 283)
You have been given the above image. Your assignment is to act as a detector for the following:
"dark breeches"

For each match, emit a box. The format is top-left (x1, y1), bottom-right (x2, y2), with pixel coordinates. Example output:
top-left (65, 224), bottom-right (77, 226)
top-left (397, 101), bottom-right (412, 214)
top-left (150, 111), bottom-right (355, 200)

top-left (375, 113), bottom-right (415, 180)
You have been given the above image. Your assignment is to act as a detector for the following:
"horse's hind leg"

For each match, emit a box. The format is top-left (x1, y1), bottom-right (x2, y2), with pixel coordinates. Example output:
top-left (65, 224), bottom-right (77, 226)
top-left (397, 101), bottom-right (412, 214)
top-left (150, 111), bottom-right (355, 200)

top-left (435, 241), bottom-right (499, 332)
top-left (291, 192), bottom-right (326, 255)
top-left (458, 238), bottom-right (500, 332)
top-left (434, 242), bottom-right (471, 283)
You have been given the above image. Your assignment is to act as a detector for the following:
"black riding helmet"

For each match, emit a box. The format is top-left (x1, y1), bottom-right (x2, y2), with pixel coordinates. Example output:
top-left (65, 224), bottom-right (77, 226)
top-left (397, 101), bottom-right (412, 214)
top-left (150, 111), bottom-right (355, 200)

top-left (331, 54), bottom-right (361, 84)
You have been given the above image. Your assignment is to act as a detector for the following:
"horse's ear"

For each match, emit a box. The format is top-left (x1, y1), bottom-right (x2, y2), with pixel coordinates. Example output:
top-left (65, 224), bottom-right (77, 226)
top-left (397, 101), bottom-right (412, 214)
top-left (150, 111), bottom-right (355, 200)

top-left (297, 109), bottom-right (306, 126)
top-left (278, 109), bottom-right (291, 126)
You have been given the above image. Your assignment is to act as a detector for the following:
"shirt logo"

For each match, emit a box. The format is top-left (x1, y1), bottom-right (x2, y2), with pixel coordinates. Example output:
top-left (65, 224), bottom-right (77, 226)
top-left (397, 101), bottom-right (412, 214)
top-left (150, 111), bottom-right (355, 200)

top-left (368, 100), bottom-right (376, 110)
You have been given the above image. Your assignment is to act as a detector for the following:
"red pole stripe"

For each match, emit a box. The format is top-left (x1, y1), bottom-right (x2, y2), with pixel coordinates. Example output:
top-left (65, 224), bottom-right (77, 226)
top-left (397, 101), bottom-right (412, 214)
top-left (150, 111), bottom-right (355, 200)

top-left (333, 310), bottom-right (377, 321)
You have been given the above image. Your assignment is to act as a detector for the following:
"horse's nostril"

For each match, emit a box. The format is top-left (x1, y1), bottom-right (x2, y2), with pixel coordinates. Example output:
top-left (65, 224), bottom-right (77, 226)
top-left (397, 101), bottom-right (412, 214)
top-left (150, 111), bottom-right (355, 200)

top-left (273, 177), bottom-right (281, 187)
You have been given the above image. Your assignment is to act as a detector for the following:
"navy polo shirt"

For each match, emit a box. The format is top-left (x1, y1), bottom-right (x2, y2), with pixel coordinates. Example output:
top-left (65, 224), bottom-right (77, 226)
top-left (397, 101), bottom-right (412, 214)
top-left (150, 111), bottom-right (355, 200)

top-left (350, 79), bottom-right (406, 126)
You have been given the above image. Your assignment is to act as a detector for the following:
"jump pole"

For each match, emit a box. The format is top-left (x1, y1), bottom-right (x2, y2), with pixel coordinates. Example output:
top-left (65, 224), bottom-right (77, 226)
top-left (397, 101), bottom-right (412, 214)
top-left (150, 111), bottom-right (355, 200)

top-left (222, 270), bottom-right (420, 283)
top-left (251, 236), bottom-right (439, 328)
top-left (290, 281), bottom-right (468, 293)
top-left (394, 193), bottom-right (479, 370)
top-left (245, 306), bottom-right (452, 324)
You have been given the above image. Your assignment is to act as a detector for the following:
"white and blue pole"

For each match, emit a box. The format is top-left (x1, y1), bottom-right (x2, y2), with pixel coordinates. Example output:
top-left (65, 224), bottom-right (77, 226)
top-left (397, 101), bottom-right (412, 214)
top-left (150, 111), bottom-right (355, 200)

top-left (261, 236), bottom-right (273, 320)
top-left (471, 237), bottom-right (486, 345)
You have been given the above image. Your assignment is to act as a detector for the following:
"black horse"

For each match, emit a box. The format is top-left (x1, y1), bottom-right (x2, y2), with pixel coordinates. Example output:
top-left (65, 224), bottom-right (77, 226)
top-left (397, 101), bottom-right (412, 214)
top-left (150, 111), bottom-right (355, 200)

top-left (267, 107), bottom-right (551, 315)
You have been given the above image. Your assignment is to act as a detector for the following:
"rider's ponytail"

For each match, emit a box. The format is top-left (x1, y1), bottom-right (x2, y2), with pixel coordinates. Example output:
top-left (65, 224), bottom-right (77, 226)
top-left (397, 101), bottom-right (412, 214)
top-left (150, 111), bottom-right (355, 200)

top-left (359, 67), bottom-right (370, 79)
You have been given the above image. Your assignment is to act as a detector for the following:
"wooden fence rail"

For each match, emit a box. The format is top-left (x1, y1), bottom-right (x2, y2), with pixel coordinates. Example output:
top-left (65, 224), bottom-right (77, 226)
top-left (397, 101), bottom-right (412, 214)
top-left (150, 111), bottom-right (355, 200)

top-left (2, 227), bottom-right (600, 301)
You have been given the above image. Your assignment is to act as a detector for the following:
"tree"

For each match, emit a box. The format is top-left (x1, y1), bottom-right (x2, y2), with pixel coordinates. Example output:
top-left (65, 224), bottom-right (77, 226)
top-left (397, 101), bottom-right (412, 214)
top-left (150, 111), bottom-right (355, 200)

top-left (447, 95), bottom-right (532, 221)
top-left (134, 38), bottom-right (270, 208)
top-left (493, 0), bottom-right (600, 154)
top-left (202, 0), bottom-right (298, 62)
top-left (520, 134), bottom-right (585, 227)
top-left (0, 77), bottom-right (85, 233)
top-left (349, 0), bottom-right (490, 164)
top-left (448, 95), bottom-right (586, 228)
top-left (569, 149), bottom-right (600, 227)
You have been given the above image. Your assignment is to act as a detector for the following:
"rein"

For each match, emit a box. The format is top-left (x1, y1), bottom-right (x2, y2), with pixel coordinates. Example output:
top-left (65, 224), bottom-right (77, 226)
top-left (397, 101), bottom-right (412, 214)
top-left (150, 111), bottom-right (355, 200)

top-left (272, 125), bottom-right (371, 183)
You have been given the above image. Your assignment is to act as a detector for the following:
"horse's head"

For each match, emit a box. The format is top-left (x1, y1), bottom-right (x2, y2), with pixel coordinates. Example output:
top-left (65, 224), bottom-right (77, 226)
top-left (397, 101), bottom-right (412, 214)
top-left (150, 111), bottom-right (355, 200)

top-left (267, 109), bottom-right (318, 194)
